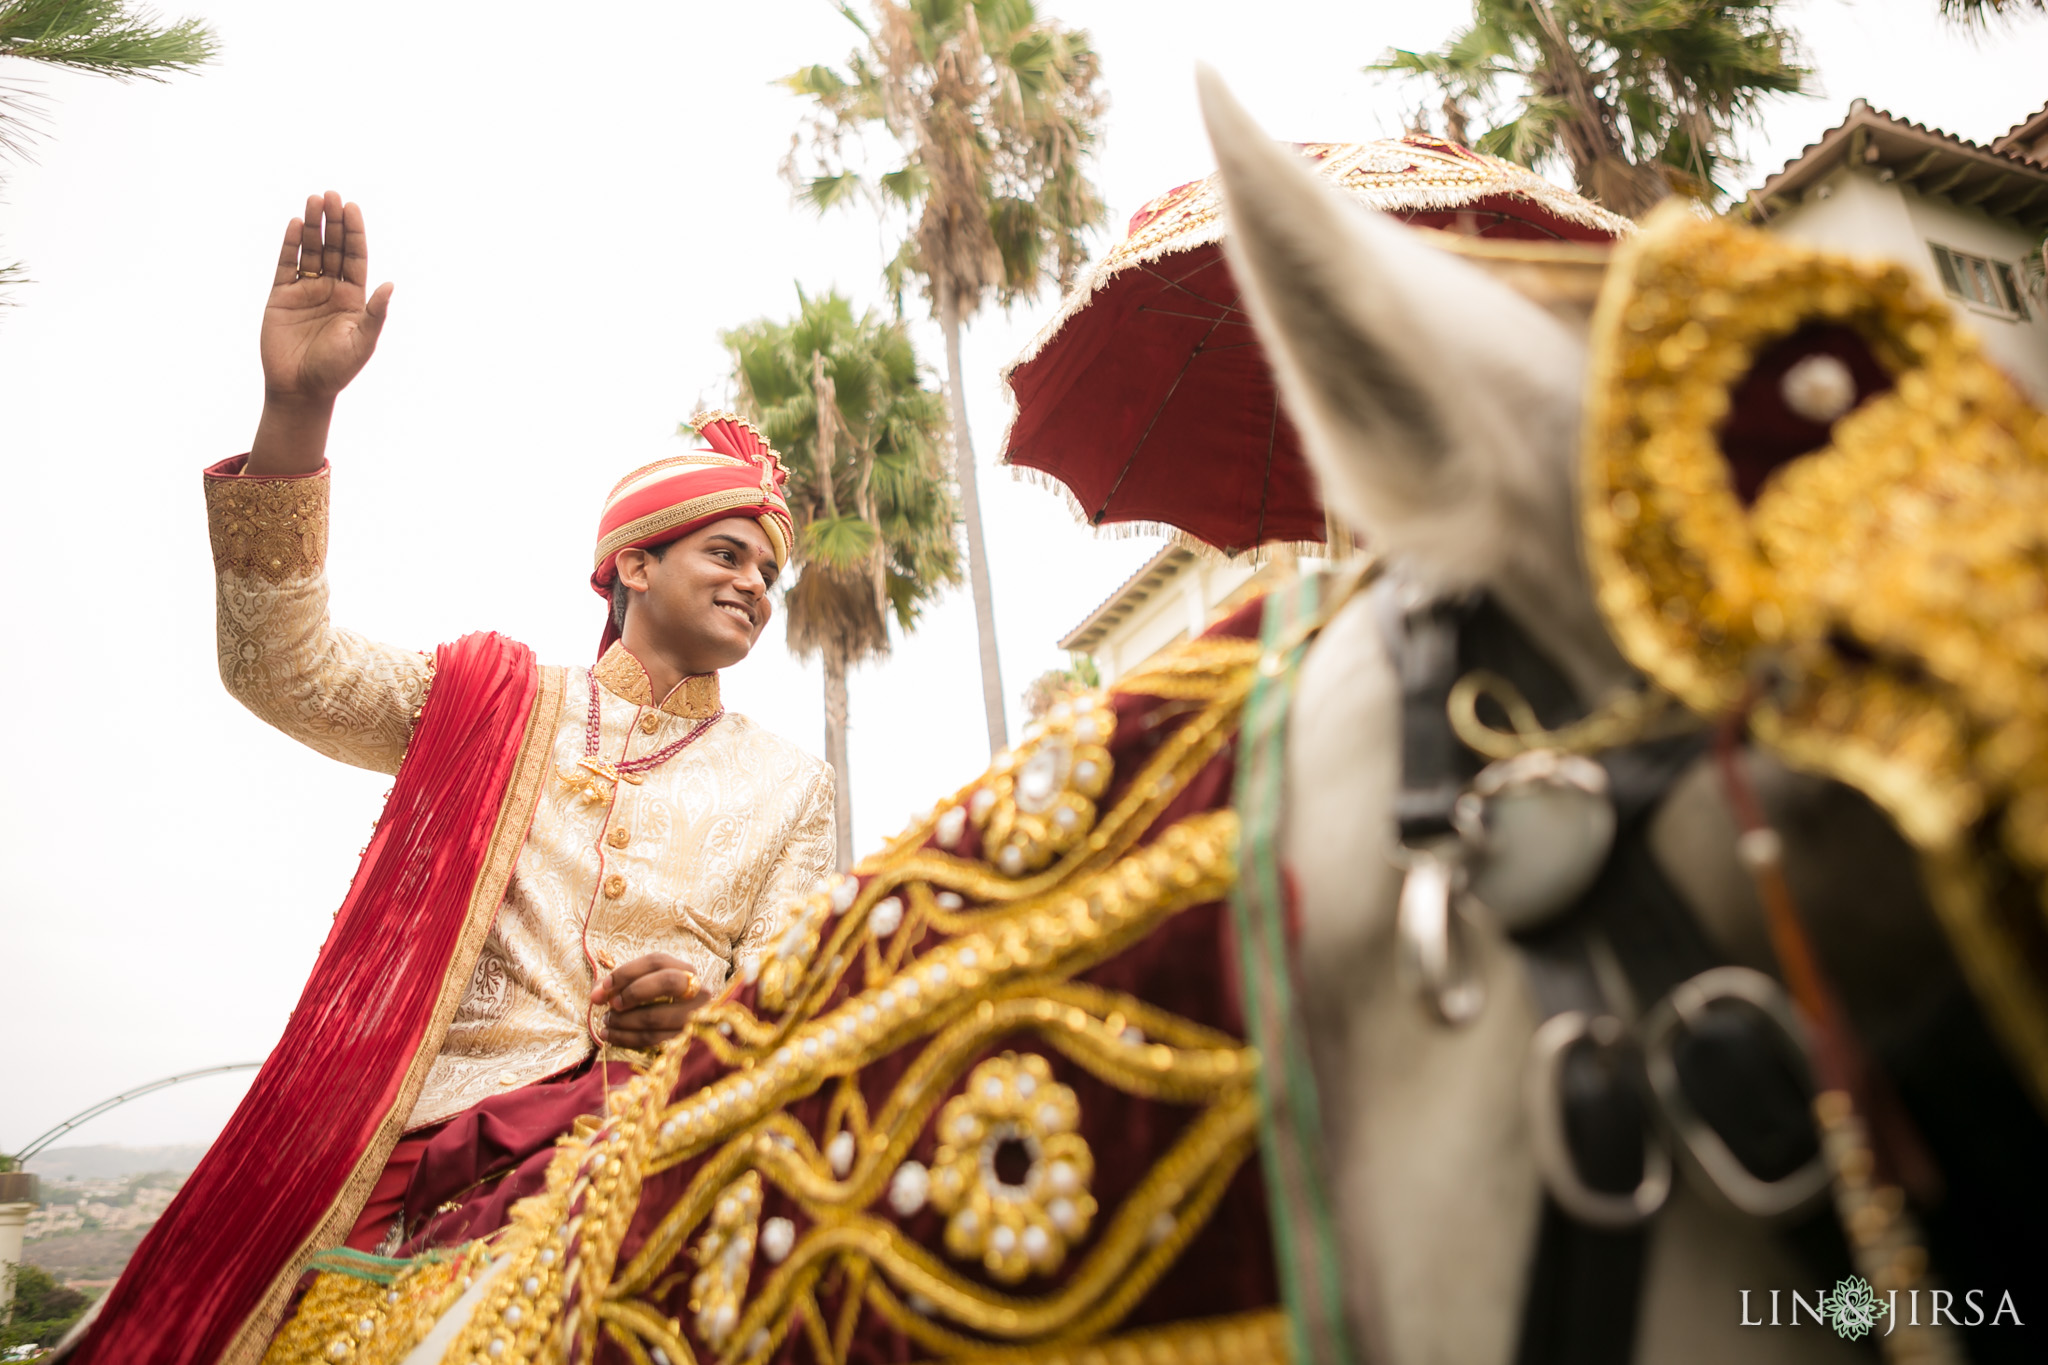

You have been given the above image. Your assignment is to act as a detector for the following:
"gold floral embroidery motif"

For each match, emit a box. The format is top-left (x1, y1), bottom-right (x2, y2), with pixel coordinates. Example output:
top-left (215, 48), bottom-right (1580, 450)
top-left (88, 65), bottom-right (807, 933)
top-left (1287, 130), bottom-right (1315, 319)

top-left (930, 1053), bottom-right (1096, 1283)
top-left (690, 1172), bottom-right (764, 1349)
top-left (204, 466), bottom-right (329, 583)
top-left (934, 692), bottom-right (1117, 878)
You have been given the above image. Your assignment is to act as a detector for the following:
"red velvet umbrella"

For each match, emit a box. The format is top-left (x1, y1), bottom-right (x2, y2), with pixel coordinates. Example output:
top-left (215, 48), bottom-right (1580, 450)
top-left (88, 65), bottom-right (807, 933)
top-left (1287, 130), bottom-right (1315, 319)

top-left (1000, 137), bottom-right (1632, 555)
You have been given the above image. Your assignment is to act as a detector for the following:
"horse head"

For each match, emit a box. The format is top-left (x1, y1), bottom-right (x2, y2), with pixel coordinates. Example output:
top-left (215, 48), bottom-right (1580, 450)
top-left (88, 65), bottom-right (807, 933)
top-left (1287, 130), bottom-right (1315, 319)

top-left (1201, 63), bottom-right (2048, 1365)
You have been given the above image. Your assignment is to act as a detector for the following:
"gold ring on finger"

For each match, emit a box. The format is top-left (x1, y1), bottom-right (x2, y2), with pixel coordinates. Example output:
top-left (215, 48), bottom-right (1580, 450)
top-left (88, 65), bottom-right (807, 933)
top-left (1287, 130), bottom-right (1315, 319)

top-left (297, 268), bottom-right (323, 279)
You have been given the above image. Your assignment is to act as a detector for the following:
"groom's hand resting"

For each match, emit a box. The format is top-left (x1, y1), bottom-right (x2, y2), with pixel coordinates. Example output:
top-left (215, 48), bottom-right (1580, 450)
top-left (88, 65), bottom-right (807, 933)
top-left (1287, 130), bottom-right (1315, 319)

top-left (593, 953), bottom-right (711, 1050)
top-left (246, 191), bottom-right (394, 476)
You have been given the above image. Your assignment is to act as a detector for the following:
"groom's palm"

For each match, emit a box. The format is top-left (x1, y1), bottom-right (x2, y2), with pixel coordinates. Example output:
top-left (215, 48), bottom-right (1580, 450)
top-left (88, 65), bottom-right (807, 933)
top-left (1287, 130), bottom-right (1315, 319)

top-left (261, 190), bottom-right (392, 404)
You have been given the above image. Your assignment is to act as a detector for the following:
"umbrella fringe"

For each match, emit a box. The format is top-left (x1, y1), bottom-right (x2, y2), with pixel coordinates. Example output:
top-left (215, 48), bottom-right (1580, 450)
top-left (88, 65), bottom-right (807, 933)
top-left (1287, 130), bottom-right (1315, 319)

top-left (1005, 460), bottom-right (1095, 524)
top-left (1005, 464), bottom-right (1324, 563)
top-left (999, 138), bottom-right (1633, 394)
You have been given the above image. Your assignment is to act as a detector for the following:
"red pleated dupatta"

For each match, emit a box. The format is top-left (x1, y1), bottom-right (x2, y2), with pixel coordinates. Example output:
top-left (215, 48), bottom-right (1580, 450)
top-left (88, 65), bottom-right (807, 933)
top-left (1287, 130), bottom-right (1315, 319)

top-left (73, 632), bottom-right (564, 1365)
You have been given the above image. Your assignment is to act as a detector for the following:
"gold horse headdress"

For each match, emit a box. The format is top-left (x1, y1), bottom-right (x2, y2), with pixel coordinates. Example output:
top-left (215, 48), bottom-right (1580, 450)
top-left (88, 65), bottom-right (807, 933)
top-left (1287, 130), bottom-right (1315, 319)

top-left (1583, 206), bottom-right (2048, 1109)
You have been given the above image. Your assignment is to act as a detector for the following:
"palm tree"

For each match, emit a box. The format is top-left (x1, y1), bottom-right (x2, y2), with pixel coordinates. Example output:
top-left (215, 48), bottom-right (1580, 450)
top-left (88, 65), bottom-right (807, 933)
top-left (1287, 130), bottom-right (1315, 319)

top-left (1, 0), bottom-right (217, 298)
top-left (1371, 0), bottom-right (1809, 218)
top-left (1020, 653), bottom-right (1098, 720)
top-left (782, 0), bottom-right (1109, 757)
top-left (719, 289), bottom-right (961, 869)
top-left (1941, 0), bottom-right (2046, 15)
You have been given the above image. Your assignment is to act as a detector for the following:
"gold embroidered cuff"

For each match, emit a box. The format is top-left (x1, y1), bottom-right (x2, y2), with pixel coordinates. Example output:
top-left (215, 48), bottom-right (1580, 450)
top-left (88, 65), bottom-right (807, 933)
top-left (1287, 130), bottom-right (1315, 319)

top-left (205, 457), bottom-right (329, 583)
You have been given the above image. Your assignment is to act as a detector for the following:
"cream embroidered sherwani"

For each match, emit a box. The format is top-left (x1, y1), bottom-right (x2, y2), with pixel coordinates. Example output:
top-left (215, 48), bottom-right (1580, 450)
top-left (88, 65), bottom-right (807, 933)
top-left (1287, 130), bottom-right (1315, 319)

top-left (205, 464), bottom-right (834, 1129)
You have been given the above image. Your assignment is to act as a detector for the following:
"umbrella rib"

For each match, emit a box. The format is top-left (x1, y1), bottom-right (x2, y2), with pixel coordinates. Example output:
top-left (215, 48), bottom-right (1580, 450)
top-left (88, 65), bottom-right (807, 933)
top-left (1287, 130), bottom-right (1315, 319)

top-left (1253, 380), bottom-right (1279, 548)
top-left (1091, 310), bottom-right (1234, 526)
top-left (1149, 252), bottom-right (1230, 286)
top-left (1137, 260), bottom-right (1249, 315)
top-left (1136, 306), bottom-right (1258, 325)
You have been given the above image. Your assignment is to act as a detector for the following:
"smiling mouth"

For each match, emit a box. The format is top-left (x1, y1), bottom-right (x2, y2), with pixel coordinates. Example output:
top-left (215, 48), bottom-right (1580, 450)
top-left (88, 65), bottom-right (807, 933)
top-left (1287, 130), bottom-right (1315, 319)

top-left (716, 601), bottom-right (754, 627)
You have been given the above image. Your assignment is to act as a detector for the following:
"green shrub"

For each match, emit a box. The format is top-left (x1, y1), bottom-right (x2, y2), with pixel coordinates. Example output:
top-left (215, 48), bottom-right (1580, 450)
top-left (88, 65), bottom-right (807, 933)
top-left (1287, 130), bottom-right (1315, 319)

top-left (2, 1263), bottom-right (91, 1351)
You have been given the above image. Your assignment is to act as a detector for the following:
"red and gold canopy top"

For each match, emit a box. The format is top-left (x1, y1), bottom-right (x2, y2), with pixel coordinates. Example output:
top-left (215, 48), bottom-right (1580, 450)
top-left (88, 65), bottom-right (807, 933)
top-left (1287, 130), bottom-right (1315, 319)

top-left (1001, 136), bottom-right (1632, 555)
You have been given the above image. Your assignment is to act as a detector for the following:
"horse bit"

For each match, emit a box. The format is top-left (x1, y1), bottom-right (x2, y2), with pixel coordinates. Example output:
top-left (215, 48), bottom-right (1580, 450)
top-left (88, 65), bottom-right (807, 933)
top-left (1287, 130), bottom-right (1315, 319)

top-left (1376, 573), bottom-right (1831, 1230)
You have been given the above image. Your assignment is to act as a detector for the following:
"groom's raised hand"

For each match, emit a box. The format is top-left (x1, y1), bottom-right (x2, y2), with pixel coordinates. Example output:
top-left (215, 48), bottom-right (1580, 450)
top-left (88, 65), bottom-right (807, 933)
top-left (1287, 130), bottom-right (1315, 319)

top-left (247, 191), bottom-right (394, 475)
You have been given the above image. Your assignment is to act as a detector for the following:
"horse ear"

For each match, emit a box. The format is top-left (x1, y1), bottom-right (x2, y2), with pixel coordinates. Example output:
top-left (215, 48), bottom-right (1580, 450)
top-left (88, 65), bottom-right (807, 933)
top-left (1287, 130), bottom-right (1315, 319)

top-left (1196, 66), bottom-right (1584, 587)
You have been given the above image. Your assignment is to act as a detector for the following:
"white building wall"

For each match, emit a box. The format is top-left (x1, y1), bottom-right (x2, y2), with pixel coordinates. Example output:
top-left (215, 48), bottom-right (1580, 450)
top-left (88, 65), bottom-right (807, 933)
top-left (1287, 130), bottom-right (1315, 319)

top-left (1768, 165), bottom-right (2048, 401)
top-left (0, 1200), bottom-right (29, 1314)
top-left (1767, 166), bottom-right (1919, 262)
top-left (1088, 557), bottom-right (1262, 685)
top-left (1102, 588), bottom-right (1192, 685)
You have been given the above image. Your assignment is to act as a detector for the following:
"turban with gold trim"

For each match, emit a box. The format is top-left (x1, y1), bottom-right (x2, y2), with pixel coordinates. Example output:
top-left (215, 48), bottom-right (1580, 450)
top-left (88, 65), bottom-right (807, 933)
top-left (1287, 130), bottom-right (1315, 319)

top-left (590, 412), bottom-right (794, 648)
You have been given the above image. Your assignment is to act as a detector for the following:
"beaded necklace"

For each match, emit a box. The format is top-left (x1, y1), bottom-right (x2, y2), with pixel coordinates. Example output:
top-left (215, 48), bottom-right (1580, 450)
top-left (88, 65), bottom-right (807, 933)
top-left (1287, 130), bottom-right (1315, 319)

top-left (564, 670), bottom-right (723, 802)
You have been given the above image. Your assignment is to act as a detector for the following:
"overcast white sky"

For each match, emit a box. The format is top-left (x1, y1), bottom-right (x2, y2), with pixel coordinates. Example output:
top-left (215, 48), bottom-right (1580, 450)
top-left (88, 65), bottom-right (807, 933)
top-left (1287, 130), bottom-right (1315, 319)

top-left (3, 0), bottom-right (2043, 1156)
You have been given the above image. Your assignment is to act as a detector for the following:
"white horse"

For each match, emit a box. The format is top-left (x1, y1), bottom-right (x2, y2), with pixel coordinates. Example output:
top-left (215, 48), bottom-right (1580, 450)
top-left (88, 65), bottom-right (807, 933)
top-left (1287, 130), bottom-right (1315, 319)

top-left (1198, 70), bottom-right (2020, 1364)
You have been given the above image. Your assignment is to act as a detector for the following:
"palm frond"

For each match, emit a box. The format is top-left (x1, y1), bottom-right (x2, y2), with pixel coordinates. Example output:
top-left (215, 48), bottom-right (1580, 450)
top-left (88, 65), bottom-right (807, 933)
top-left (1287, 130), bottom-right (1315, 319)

top-left (804, 513), bottom-right (881, 570)
top-left (829, 0), bottom-right (875, 40)
top-left (878, 164), bottom-right (925, 206)
top-left (800, 170), bottom-right (869, 214)
top-left (783, 0), bottom-right (1107, 323)
top-left (0, 0), bottom-right (218, 80)
top-left (1939, 0), bottom-right (2046, 20)
top-left (1367, 0), bottom-right (1811, 215)
top-left (881, 236), bottom-right (924, 317)
top-left (714, 285), bottom-right (958, 667)
top-left (780, 63), bottom-right (853, 100)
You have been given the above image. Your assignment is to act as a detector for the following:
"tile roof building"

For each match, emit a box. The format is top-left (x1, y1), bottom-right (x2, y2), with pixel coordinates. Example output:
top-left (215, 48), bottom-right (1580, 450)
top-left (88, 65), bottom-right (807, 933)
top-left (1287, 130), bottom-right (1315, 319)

top-left (1057, 544), bottom-right (1281, 685)
top-left (1742, 98), bottom-right (2048, 399)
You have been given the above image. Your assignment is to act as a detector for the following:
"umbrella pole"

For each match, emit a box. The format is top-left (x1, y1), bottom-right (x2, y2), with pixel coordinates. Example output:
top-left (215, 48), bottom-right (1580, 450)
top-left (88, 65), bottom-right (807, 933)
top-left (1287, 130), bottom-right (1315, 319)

top-left (1323, 510), bottom-right (1358, 560)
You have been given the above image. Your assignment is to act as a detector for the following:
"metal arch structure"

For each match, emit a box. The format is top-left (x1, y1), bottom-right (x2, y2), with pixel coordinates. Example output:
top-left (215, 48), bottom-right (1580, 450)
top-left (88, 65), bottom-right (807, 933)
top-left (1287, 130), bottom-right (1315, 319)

top-left (8, 1063), bottom-right (262, 1166)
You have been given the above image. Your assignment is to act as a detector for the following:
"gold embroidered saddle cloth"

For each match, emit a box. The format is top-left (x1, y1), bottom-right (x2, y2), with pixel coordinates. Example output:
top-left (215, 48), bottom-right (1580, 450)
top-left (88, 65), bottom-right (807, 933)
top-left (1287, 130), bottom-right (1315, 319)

top-left (265, 617), bottom-right (1287, 1365)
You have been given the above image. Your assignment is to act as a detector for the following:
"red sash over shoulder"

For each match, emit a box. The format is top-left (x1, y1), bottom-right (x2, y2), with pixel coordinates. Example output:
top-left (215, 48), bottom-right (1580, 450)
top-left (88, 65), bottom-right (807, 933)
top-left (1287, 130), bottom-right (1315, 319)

top-left (75, 633), bottom-right (560, 1365)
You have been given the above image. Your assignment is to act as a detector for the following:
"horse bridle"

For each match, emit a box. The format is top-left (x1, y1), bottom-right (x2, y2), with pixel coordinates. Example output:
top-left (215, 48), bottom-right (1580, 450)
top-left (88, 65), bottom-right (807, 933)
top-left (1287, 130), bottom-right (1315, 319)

top-left (1372, 572), bottom-right (1838, 1364)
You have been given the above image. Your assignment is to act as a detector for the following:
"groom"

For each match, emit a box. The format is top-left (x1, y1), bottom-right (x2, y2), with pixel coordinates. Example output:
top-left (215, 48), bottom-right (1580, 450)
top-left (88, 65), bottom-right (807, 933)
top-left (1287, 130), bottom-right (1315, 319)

top-left (73, 192), bottom-right (835, 1365)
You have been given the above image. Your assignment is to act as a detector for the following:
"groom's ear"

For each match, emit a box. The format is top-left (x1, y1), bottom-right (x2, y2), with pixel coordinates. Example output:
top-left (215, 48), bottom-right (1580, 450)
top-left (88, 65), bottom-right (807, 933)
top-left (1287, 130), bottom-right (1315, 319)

top-left (614, 548), bottom-right (653, 594)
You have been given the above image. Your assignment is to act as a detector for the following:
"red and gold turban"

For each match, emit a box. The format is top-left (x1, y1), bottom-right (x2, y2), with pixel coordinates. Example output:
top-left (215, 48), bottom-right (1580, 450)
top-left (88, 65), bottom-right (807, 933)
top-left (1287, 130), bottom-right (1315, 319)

top-left (590, 412), bottom-right (794, 646)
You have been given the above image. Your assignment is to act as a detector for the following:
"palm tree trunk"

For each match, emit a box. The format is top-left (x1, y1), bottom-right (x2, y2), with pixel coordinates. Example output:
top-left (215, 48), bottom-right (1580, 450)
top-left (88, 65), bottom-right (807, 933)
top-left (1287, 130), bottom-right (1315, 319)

top-left (936, 273), bottom-right (1008, 756)
top-left (823, 648), bottom-right (854, 871)
top-left (1527, 1), bottom-right (1667, 219)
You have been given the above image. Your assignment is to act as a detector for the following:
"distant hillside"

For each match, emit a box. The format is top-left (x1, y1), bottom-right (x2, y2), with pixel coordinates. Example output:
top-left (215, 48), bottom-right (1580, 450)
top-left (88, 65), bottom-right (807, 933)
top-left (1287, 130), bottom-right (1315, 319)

top-left (24, 1144), bottom-right (207, 1181)
top-left (24, 1228), bottom-right (142, 1284)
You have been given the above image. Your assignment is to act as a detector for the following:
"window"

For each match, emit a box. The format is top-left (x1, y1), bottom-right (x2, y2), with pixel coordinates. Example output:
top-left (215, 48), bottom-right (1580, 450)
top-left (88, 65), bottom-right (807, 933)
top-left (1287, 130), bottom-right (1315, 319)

top-left (1928, 242), bottom-right (2031, 320)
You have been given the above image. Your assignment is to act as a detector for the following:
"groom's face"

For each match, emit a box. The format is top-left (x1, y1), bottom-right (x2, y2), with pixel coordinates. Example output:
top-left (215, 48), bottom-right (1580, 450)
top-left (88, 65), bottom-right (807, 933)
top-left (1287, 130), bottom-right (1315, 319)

top-left (616, 518), bottom-right (778, 673)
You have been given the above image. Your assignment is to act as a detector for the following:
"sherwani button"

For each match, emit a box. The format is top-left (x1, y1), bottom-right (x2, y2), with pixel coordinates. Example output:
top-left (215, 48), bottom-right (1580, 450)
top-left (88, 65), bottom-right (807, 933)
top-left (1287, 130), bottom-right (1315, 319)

top-left (639, 713), bottom-right (660, 734)
top-left (498, 1073), bottom-right (518, 1086)
top-left (604, 873), bottom-right (627, 898)
top-left (608, 827), bottom-right (630, 849)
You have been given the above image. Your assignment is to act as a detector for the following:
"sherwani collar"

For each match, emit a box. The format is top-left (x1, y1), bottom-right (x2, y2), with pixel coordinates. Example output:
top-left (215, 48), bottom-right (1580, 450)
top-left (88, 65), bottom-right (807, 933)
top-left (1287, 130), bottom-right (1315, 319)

top-left (593, 642), bottom-right (722, 719)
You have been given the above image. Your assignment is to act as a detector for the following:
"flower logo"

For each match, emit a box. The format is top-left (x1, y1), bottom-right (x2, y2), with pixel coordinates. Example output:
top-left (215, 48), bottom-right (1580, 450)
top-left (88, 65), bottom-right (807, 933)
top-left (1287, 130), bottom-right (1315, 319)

top-left (1819, 1275), bottom-right (1888, 1341)
top-left (929, 1052), bottom-right (1097, 1282)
